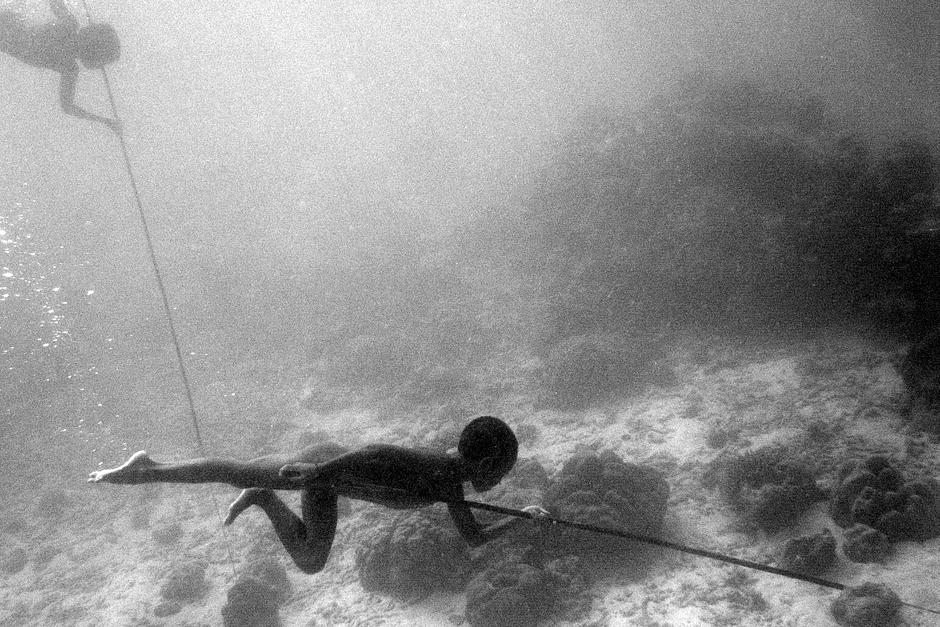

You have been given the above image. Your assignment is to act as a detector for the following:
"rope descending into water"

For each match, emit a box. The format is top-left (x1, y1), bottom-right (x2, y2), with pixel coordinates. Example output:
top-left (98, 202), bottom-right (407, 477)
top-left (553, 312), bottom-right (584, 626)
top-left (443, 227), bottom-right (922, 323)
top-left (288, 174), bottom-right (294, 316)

top-left (78, 0), bottom-right (205, 456)
top-left (461, 499), bottom-right (940, 618)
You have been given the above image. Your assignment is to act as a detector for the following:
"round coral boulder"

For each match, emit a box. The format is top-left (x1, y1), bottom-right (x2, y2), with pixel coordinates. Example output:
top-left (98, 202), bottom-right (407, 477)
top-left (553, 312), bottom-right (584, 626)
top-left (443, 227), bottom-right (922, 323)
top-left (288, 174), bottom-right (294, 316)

top-left (159, 560), bottom-right (208, 603)
top-left (778, 528), bottom-right (836, 575)
top-left (244, 558), bottom-right (290, 603)
top-left (830, 582), bottom-right (902, 627)
top-left (841, 524), bottom-right (891, 563)
top-left (706, 446), bottom-right (823, 531)
top-left (543, 452), bottom-right (669, 565)
top-left (0, 546), bottom-right (27, 575)
top-left (464, 559), bottom-right (562, 627)
top-left (355, 508), bottom-right (472, 599)
top-left (221, 575), bottom-right (280, 627)
top-left (829, 456), bottom-right (940, 541)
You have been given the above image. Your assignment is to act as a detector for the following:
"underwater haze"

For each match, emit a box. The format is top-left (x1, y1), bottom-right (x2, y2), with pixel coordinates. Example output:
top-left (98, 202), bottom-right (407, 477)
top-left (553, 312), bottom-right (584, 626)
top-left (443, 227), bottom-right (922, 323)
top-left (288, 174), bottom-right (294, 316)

top-left (1, 1), bottom-right (939, 625)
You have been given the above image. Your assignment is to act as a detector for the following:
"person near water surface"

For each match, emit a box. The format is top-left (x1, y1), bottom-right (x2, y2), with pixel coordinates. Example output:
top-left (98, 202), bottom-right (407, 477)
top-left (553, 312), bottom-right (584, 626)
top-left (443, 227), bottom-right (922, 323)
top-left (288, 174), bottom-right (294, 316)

top-left (88, 416), bottom-right (548, 573)
top-left (0, 0), bottom-right (120, 132)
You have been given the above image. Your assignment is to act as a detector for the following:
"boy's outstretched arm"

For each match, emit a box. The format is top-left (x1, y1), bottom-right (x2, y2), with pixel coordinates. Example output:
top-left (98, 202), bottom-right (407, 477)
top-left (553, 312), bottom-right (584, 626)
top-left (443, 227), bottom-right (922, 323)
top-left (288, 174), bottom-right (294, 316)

top-left (447, 502), bottom-right (550, 547)
top-left (58, 67), bottom-right (120, 133)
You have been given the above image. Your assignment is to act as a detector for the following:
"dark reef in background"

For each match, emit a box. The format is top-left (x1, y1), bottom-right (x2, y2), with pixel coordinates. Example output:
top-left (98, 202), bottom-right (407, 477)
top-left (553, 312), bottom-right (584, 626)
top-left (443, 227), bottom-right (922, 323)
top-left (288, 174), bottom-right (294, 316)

top-left (507, 77), bottom-right (938, 341)
top-left (899, 327), bottom-right (940, 430)
top-left (302, 75), bottom-right (938, 414)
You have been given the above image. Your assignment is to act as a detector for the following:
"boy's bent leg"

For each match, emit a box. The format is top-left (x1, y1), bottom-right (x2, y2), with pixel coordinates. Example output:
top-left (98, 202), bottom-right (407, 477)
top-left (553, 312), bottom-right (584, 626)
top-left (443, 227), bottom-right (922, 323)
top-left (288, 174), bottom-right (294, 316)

top-left (241, 487), bottom-right (337, 574)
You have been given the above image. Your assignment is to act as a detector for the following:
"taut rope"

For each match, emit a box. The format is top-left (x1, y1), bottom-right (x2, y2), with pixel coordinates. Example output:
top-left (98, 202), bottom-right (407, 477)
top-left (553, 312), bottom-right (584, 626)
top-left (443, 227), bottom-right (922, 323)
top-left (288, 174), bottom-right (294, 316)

top-left (77, 0), bottom-right (238, 575)
top-left (461, 499), bottom-right (940, 618)
top-left (78, 0), bottom-right (206, 456)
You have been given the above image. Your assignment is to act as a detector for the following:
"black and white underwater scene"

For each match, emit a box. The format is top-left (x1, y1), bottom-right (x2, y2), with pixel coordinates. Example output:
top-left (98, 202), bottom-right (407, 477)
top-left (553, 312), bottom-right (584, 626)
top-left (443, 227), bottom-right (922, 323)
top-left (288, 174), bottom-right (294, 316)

top-left (3, 1), bottom-right (940, 625)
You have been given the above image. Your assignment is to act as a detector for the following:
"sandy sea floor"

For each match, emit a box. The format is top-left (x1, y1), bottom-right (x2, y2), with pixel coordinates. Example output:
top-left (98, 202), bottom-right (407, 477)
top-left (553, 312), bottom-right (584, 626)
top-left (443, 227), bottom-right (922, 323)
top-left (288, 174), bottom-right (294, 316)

top-left (2, 332), bottom-right (939, 626)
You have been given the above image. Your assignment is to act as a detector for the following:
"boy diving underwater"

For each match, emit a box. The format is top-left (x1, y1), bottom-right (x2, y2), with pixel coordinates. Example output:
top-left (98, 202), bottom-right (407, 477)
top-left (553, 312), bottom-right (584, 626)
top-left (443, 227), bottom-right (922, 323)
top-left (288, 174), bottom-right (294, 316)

top-left (89, 416), bottom-right (548, 572)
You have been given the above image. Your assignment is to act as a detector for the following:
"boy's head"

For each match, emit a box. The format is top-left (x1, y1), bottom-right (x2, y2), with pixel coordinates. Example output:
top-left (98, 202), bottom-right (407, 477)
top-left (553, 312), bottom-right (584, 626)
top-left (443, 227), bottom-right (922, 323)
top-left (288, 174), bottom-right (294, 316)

top-left (458, 416), bottom-right (518, 492)
top-left (77, 23), bottom-right (120, 68)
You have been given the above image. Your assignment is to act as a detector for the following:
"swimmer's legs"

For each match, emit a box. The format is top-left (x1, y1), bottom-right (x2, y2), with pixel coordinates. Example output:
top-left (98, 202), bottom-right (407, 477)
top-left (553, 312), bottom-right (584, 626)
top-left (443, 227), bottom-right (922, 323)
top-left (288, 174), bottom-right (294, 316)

top-left (226, 486), bottom-right (337, 574)
top-left (87, 451), bottom-right (294, 490)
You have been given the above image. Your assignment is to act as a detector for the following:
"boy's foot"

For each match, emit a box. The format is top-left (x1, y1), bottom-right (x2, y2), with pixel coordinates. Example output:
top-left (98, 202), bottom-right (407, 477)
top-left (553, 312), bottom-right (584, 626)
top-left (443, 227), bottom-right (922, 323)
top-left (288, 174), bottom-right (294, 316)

top-left (224, 488), bottom-right (270, 525)
top-left (87, 451), bottom-right (157, 484)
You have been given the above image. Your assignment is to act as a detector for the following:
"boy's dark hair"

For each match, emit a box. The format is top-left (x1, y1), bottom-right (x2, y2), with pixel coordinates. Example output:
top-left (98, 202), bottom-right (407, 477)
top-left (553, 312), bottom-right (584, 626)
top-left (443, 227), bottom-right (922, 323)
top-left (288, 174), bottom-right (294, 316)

top-left (458, 416), bottom-right (518, 481)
